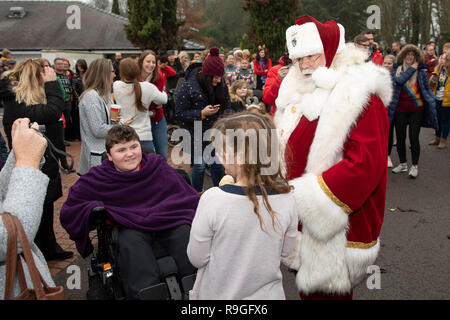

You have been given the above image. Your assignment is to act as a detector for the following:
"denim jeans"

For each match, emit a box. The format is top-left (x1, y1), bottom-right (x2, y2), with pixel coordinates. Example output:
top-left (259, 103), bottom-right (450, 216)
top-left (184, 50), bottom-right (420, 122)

top-left (436, 100), bottom-right (450, 139)
top-left (191, 155), bottom-right (225, 192)
top-left (140, 140), bottom-right (155, 153)
top-left (151, 116), bottom-right (168, 161)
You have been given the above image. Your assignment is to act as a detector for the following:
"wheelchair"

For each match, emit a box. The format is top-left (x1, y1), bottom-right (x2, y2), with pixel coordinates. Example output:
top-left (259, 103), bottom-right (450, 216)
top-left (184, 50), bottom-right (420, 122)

top-left (86, 148), bottom-right (196, 300)
top-left (86, 207), bottom-right (196, 300)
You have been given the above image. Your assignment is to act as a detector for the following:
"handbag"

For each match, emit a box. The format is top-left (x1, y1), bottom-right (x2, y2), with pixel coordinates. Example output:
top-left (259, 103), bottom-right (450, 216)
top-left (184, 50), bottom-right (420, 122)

top-left (2, 213), bottom-right (66, 300)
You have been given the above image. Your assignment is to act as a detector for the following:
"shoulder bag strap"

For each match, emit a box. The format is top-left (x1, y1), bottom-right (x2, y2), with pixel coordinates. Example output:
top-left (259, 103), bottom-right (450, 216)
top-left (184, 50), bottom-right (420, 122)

top-left (10, 215), bottom-right (47, 300)
top-left (2, 213), bottom-right (18, 300)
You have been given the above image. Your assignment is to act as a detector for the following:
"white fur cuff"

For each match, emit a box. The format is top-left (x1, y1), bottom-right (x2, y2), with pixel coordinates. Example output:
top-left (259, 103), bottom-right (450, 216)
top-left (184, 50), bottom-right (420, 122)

top-left (291, 173), bottom-right (349, 242)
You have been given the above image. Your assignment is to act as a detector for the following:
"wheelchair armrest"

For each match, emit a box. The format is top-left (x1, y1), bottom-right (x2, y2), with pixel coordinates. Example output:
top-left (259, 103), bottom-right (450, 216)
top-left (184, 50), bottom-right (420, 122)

top-left (89, 206), bottom-right (109, 230)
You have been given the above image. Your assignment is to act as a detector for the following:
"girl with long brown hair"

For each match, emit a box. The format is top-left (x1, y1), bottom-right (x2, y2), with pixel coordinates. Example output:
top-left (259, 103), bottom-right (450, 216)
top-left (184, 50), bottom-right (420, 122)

top-left (78, 58), bottom-right (132, 175)
top-left (138, 50), bottom-right (176, 160)
top-left (187, 111), bottom-right (298, 300)
top-left (113, 58), bottom-right (167, 150)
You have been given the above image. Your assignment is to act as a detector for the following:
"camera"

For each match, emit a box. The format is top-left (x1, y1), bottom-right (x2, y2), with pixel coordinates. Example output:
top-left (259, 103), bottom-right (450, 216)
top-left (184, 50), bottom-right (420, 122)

top-left (29, 123), bottom-right (46, 133)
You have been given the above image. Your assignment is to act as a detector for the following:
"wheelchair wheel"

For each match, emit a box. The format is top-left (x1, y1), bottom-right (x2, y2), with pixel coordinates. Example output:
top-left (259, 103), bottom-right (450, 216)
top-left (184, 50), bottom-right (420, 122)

top-left (167, 124), bottom-right (182, 147)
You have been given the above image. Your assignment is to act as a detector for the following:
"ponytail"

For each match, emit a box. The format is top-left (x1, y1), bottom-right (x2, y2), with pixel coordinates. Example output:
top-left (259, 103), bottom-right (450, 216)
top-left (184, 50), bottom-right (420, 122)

top-left (133, 79), bottom-right (145, 112)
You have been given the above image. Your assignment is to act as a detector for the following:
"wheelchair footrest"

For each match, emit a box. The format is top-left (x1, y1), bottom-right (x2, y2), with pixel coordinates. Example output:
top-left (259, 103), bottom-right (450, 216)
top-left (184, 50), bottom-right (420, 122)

top-left (138, 283), bottom-right (170, 300)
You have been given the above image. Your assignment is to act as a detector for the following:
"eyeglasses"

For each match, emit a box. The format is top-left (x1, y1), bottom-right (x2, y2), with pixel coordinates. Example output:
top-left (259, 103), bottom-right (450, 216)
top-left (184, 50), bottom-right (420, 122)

top-left (297, 54), bottom-right (321, 65)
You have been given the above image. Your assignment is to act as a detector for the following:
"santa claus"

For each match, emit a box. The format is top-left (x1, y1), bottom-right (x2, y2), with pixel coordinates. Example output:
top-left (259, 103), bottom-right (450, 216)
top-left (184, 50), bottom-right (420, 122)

top-left (275, 16), bottom-right (393, 300)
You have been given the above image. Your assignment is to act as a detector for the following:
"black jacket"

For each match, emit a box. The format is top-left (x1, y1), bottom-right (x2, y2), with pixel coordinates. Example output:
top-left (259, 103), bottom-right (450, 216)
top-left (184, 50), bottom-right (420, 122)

top-left (0, 78), bottom-right (65, 202)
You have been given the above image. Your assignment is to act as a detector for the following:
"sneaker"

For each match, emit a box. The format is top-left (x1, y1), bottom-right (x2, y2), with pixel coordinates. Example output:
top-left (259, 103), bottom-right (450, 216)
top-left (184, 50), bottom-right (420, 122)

top-left (408, 165), bottom-right (418, 179)
top-left (392, 163), bottom-right (408, 174)
top-left (387, 156), bottom-right (393, 168)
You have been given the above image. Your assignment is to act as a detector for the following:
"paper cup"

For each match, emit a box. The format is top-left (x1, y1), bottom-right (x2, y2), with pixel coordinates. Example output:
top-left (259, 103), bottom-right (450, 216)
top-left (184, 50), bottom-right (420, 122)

top-left (110, 104), bottom-right (121, 121)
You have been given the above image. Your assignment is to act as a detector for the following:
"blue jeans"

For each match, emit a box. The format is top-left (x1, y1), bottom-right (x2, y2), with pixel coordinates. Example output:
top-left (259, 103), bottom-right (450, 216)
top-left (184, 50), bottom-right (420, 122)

top-left (191, 155), bottom-right (225, 192)
top-left (151, 116), bottom-right (168, 161)
top-left (140, 140), bottom-right (155, 153)
top-left (436, 100), bottom-right (450, 139)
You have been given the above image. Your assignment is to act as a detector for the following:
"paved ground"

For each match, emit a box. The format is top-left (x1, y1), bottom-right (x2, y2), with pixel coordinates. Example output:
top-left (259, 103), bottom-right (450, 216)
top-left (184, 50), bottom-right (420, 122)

top-left (42, 128), bottom-right (450, 300)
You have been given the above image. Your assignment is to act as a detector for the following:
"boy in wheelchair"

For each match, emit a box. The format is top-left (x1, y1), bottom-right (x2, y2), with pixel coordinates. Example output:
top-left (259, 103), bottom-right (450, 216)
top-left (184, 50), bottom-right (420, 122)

top-left (60, 125), bottom-right (199, 299)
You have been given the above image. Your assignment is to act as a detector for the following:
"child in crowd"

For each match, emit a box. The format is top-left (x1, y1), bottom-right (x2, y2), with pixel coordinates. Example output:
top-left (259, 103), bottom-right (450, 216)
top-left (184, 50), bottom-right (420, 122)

top-left (229, 79), bottom-right (253, 112)
top-left (187, 111), bottom-right (299, 300)
top-left (232, 58), bottom-right (256, 89)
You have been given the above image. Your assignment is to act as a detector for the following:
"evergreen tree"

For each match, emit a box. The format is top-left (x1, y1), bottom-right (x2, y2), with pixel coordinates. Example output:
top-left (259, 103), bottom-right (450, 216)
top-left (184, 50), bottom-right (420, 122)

top-left (125, 0), bottom-right (182, 52)
top-left (112, 0), bottom-right (120, 15)
top-left (244, 0), bottom-right (298, 61)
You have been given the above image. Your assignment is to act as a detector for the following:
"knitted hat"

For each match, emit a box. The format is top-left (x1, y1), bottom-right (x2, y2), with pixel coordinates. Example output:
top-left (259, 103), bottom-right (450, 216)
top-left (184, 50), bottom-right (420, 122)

top-left (286, 15), bottom-right (346, 67)
top-left (202, 47), bottom-right (224, 77)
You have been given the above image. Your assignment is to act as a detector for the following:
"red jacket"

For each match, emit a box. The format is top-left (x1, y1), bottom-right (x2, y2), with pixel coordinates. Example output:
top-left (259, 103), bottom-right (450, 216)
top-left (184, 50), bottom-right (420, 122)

top-left (147, 65), bottom-right (176, 123)
top-left (263, 57), bottom-right (285, 116)
top-left (253, 58), bottom-right (272, 77)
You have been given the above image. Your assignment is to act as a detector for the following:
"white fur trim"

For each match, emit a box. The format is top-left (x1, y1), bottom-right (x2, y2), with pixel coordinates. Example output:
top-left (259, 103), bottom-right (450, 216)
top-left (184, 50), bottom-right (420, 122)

top-left (286, 22), bottom-right (346, 60)
top-left (346, 240), bottom-right (381, 286)
top-left (286, 23), bottom-right (324, 60)
top-left (281, 232), bottom-right (302, 270)
top-left (296, 228), bottom-right (351, 295)
top-left (312, 67), bottom-right (339, 89)
top-left (290, 173), bottom-right (349, 242)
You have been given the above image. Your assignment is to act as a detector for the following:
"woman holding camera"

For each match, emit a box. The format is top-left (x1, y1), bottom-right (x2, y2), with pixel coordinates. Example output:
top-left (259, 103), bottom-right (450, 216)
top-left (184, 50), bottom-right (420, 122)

top-left (0, 59), bottom-right (73, 261)
top-left (175, 47), bottom-right (231, 192)
top-left (0, 118), bottom-right (56, 299)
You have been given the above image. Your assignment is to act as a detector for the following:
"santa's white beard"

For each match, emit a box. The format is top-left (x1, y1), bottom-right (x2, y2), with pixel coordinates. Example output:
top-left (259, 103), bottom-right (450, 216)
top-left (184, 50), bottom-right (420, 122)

top-left (296, 67), bottom-right (317, 94)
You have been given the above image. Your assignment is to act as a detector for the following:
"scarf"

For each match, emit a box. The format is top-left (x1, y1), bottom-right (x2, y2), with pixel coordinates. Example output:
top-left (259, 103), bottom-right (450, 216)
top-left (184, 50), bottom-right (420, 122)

top-left (396, 61), bottom-right (418, 87)
top-left (60, 153), bottom-right (199, 257)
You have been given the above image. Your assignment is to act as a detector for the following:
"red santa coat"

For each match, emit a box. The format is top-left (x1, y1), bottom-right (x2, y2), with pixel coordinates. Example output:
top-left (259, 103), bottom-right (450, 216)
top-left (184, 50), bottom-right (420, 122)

top-left (274, 45), bottom-right (393, 295)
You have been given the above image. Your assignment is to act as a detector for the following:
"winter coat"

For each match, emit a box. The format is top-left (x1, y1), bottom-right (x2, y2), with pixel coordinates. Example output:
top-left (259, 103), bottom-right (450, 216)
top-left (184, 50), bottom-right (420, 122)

top-left (388, 64), bottom-right (438, 129)
top-left (388, 44), bottom-right (438, 129)
top-left (263, 56), bottom-right (286, 116)
top-left (77, 89), bottom-right (114, 175)
top-left (175, 62), bottom-right (231, 150)
top-left (0, 78), bottom-right (65, 203)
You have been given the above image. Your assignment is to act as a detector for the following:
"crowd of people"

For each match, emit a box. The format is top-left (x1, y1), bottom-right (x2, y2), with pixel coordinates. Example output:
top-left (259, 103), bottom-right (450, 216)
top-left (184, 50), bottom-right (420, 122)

top-left (0, 14), bottom-right (449, 300)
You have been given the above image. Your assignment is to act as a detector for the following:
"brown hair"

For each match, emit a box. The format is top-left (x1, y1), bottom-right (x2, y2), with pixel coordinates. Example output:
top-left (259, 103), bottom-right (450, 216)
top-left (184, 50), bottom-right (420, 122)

top-left (435, 53), bottom-right (450, 75)
top-left (3, 58), bottom-right (46, 106)
top-left (80, 58), bottom-right (113, 100)
top-left (138, 50), bottom-right (159, 84)
top-left (213, 111), bottom-right (293, 234)
top-left (119, 58), bottom-right (146, 112)
top-left (105, 125), bottom-right (140, 153)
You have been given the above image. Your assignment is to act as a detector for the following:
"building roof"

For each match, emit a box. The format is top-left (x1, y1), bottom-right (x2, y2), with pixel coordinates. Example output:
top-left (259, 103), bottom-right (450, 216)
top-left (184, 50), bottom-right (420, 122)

top-left (0, 0), bottom-right (138, 51)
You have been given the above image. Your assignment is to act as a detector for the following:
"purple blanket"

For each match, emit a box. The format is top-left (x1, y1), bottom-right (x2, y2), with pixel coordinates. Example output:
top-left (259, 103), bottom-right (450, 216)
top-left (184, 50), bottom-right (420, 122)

top-left (60, 153), bottom-right (199, 257)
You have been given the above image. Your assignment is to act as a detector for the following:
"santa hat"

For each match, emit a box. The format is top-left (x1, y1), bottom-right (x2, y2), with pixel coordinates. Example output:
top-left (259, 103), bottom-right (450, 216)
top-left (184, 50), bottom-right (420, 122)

top-left (202, 47), bottom-right (225, 77)
top-left (286, 15), bottom-right (346, 67)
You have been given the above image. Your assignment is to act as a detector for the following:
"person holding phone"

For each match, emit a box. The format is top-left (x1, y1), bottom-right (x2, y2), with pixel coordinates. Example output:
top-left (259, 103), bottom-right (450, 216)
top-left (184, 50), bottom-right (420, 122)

top-left (176, 47), bottom-right (231, 192)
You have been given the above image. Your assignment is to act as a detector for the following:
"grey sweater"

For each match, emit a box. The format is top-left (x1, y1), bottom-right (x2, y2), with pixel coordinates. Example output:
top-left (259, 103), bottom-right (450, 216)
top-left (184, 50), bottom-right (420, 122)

top-left (0, 152), bottom-right (55, 299)
top-left (78, 89), bottom-right (114, 175)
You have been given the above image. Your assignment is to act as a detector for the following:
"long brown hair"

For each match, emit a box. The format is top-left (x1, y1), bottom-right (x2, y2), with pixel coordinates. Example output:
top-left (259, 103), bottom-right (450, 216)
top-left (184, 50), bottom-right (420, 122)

top-left (119, 58), bottom-right (146, 112)
top-left (213, 111), bottom-right (293, 234)
top-left (80, 58), bottom-right (112, 100)
top-left (138, 50), bottom-right (159, 84)
top-left (3, 58), bottom-right (46, 106)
